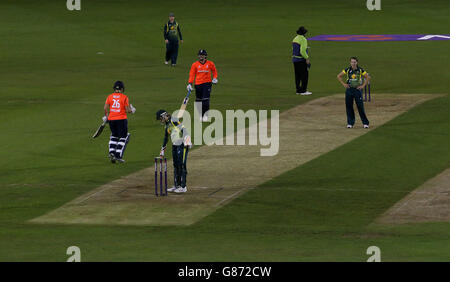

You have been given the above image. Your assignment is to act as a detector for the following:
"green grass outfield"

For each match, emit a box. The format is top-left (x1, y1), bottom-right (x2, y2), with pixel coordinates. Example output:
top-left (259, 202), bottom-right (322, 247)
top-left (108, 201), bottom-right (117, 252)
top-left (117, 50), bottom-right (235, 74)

top-left (0, 0), bottom-right (449, 261)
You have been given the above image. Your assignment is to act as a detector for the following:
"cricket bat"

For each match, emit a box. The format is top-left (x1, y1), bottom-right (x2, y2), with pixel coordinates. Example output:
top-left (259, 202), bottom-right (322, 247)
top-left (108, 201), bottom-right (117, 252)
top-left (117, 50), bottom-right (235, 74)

top-left (176, 89), bottom-right (192, 119)
top-left (92, 120), bottom-right (107, 138)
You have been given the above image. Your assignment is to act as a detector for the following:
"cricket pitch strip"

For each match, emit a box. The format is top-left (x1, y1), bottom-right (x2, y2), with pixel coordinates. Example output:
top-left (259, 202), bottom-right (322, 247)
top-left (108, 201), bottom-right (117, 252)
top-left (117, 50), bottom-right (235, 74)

top-left (30, 94), bottom-right (437, 226)
top-left (375, 167), bottom-right (450, 225)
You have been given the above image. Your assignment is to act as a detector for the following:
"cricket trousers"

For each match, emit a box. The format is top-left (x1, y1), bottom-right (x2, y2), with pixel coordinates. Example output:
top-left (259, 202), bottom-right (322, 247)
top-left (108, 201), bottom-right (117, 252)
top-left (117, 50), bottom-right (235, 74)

top-left (195, 82), bottom-right (212, 117)
top-left (293, 60), bottom-right (309, 93)
top-left (108, 119), bottom-right (130, 159)
top-left (345, 88), bottom-right (369, 126)
top-left (165, 40), bottom-right (179, 65)
top-left (172, 144), bottom-right (189, 188)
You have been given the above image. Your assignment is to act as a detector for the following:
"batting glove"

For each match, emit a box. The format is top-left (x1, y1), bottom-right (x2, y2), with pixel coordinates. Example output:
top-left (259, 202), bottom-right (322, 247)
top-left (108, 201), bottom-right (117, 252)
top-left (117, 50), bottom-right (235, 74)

top-left (187, 84), bottom-right (193, 91)
top-left (183, 136), bottom-right (192, 148)
top-left (102, 116), bottom-right (108, 123)
top-left (130, 104), bottom-right (136, 114)
top-left (212, 78), bottom-right (218, 84)
top-left (159, 147), bottom-right (165, 157)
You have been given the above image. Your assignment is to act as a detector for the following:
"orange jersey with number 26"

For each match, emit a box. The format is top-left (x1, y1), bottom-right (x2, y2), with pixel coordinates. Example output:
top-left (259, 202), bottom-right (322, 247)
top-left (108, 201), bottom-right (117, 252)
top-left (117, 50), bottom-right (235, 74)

top-left (105, 93), bottom-right (129, 120)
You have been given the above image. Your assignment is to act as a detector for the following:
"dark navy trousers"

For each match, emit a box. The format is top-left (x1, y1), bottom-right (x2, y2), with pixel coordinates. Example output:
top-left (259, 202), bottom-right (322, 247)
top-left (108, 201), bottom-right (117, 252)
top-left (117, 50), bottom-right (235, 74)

top-left (172, 144), bottom-right (189, 187)
top-left (345, 87), bottom-right (369, 126)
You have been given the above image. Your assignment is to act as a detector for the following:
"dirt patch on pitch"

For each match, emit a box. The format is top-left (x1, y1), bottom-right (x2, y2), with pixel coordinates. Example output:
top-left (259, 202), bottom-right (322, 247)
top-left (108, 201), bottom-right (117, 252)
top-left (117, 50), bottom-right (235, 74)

top-left (31, 94), bottom-right (437, 226)
top-left (376, 168), bottom-right (450, 225)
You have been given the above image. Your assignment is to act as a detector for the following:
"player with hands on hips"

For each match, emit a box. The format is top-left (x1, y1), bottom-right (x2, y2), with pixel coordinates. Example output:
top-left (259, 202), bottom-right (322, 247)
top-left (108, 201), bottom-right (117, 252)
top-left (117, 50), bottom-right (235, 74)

top-left (337, 56), bottom-right (370, 129)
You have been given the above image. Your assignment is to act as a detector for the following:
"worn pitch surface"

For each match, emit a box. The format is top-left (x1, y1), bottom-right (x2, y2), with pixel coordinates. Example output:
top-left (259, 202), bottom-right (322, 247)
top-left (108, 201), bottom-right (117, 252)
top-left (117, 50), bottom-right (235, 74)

top-left (31, 94), bottom-right (436, 226)
top-left (376, 168), bottom-right (450, 225)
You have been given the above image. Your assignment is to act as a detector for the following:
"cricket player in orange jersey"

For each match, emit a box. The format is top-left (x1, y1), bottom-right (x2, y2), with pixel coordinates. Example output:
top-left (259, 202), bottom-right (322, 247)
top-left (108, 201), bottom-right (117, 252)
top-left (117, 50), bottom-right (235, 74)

top-left (103, 81), bottom-right (136, 163)
top-left (187, 49), bottom-right (218, 122)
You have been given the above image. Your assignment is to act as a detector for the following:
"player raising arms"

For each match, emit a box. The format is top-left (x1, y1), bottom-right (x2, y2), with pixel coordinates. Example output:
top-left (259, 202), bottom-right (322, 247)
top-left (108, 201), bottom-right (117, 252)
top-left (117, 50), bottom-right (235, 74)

top-left (103, 81), bottom-right (136, 163)
top-left (186, 49), bottom-right (218, 122)
top-left (156, 109), bottom-right (192, 193)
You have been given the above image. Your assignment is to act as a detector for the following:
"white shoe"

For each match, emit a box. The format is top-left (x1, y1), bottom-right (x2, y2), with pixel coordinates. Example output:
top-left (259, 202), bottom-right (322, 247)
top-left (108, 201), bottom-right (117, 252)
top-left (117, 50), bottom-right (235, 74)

top-left (109, 153), bottom-right (116, 163)
top-left (347, 125), bottom-right (353, 128)
top-left (202, 115), bottom-right (208, 122)
top-left (167, 186), bottom-right (178, 192)
top-left (363, 124), bottom-right (369, 129)
top-left (164, 61), bottom-right (169, 65)
top-left (199, 116), bottom-right (203, 122)
top-left (300, 91), bottom-right (312, 95)
top-left (174, 186), bottom-right (187, 193)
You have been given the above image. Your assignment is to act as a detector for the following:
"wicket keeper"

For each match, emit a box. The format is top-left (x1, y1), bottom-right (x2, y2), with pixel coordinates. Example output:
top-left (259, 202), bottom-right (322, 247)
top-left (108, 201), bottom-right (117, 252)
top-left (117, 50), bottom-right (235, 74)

top-left (156, 109), bottom-right (192, 193)
top-left (103, 81), bottom-right (136, 163)
top-left (337, 57), bottom-right (370, 128)
top-left (187, 49), bottom-right (218, 122)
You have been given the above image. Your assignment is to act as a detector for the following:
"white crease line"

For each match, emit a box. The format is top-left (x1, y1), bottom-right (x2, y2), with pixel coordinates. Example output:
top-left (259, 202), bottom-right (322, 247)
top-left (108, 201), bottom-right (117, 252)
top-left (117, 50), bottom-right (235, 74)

top-left (72, 185), bottom-right (116, 205)
top-left (216, 189), bottom-right (247, 206)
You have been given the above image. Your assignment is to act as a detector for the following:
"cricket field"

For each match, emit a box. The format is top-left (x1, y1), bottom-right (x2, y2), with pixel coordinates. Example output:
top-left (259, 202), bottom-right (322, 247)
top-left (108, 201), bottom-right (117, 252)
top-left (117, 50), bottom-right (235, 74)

top-left (0, 0), bottom-right (449, 261)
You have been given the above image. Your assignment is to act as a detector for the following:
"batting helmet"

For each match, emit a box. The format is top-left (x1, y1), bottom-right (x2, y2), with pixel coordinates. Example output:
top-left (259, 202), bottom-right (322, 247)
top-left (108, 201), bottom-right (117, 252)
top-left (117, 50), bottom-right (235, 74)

top-left (198, 49), bottom-right (207, 56)
top-left (113, 81), bottom-right (125, 91)
top-left (156, 109), bottom-right (168, 120)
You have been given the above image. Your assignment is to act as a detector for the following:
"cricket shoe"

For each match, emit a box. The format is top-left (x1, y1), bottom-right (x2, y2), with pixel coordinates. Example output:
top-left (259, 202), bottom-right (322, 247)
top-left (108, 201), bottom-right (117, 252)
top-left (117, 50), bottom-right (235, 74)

top-left (116, 158), bottom-right (125, 163)
top-left (300, 91), bottom-right (312, 95)
top-left (109, 153), bottom-right (116, 163)
top-left (174, 186), bottom-right (187, 193)
top-left (167, 186), bottom-right (178, 192)
top-left (164, 61), bottom-right (169, 65)
top-left (202, 115), bottom-right (208, 122)
top-left (363, 124), bottom-right (370, 129)
top-left (347, 125), bottom-right (353, 129)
